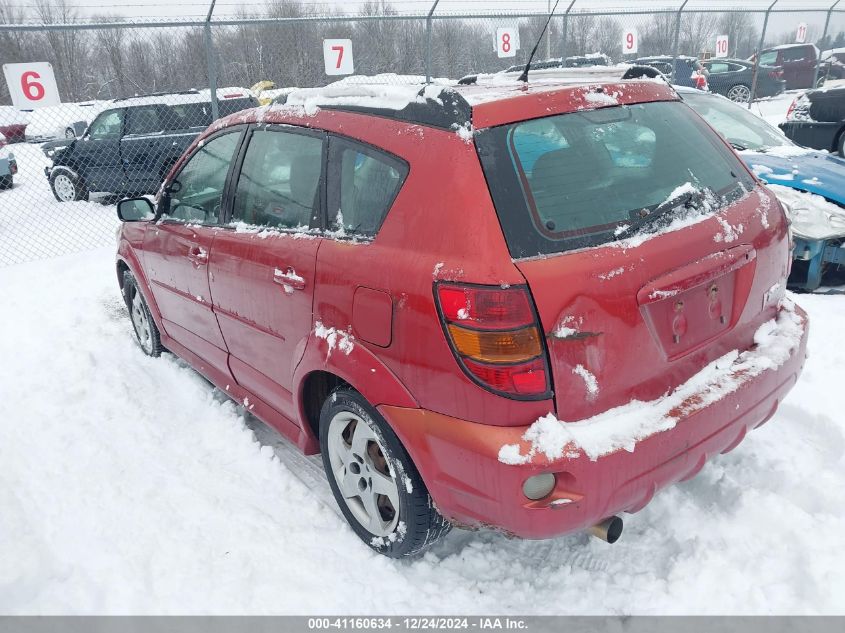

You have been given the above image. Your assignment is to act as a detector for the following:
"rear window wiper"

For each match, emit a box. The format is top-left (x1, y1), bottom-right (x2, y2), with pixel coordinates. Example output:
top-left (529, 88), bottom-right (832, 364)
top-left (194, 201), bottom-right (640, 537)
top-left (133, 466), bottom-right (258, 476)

top-left (615, 189), bottom-right (702, 241)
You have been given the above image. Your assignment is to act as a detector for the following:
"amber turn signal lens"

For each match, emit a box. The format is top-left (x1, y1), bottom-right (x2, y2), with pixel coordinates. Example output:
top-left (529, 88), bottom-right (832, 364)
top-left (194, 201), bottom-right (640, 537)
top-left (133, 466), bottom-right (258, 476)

top-left (447, 324), bottom-right (542, 363)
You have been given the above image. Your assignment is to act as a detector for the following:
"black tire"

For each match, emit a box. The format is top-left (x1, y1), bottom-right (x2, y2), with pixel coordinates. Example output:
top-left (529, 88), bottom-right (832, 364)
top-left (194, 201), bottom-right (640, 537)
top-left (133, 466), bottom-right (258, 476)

top-left (64, 127), bottom-right (76, 139)
top-left (122, 270), bottom-right (163, 357)
top-left (319, 387), bottom-right (451, 558)
top-left (49, 168), bottom-right (89, 202)
top-left (0, 175), bottom-right (12, 190)
top-left (838, 131), bottom-right (845, 159)
top-left (726, 83), bottom-right (752, 103)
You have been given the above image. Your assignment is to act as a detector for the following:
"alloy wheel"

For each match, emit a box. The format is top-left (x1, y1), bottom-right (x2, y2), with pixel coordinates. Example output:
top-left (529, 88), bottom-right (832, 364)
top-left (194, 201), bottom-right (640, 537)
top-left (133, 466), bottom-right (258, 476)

top-left (130, 289), bottom-right (153, 354)
top-left (727, 85), bottom-right (751, 103)
top-left (326, 411), bottom-right (401, 537)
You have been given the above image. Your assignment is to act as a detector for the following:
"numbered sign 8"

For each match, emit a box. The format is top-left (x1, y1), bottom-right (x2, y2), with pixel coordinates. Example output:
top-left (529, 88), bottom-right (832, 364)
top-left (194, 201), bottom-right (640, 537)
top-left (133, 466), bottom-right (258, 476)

top-left (795, 23), bottom-right (808, 44)
top-left (715, 35), bottom-right (729, 58)
top-left (3, 62), bottom-right (61, 109)
top-left (496, 27), bottom-right (519, 58)
top-left (622, 29), bottom-right (638, 55)
top-left (323, 39), bottom-right (354, 76)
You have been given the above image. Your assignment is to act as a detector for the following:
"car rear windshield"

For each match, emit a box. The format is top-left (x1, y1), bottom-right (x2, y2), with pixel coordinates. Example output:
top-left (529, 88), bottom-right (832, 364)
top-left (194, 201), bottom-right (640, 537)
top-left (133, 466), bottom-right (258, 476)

top-left (475, 100), bottom-right (755, 258)
top-left (164, 98), bottom-right (257, 130)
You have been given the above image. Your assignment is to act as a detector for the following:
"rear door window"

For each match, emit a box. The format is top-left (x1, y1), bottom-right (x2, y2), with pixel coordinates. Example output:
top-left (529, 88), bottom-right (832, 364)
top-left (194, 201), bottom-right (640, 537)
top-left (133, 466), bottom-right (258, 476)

top-left (230, 128), bottom-right (324, 230)
top-left (126, 106), bottom-right (164, 136)
top-left (327, 137), bottom-right (408, 237)
top-left (476, 100), bottom-right (755, 258)
top-left (759, 51), bottom-right (778, 66)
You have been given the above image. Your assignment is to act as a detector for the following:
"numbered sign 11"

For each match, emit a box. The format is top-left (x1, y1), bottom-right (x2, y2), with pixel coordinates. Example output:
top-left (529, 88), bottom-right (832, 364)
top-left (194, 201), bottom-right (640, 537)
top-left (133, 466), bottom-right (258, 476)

top-left (795, 23), bottom-right (808, 44)
top-left (323, 39), bottom-right (354, 76)
top-left (496, 27), bottom-right (518, 58)
top-left (3, 62), bottom-right (61, 109)
top-left (715, 35), bottom-right (729, 58)
top-left (622, 29), bottom-right (638, 55)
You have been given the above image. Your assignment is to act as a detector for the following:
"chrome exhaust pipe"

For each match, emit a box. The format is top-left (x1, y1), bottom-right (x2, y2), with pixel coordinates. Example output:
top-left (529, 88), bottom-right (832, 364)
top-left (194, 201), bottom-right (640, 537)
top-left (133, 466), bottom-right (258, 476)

top-left (588, 516), bottom-right (623, 543)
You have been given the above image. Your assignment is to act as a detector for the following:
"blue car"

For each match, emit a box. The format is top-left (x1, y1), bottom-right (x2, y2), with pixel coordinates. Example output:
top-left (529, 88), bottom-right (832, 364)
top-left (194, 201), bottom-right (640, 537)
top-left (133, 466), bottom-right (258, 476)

top-left (680, 86), bottom-right (845, 291)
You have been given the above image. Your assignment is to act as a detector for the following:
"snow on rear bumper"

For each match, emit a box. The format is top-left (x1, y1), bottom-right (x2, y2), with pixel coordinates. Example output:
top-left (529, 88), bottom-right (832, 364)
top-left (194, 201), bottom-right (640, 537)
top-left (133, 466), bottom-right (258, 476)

top-left (380, 300), bottom-right (808, 539)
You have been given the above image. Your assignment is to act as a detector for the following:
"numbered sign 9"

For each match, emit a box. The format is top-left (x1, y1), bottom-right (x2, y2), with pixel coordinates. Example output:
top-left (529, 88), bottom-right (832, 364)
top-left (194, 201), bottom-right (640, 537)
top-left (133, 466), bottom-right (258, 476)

top-left (323, 39), bottom-right (354, 76)
top-left (715, 35), bottom-right (729, 58)
top-left (795, 23), bottom-right (808, 44)
top-left (622, 29), bottom-right (638, 55)
top-left (496, 27), bottom-right (518, 58)
top-left (3, 62), bottom-right (61, 109)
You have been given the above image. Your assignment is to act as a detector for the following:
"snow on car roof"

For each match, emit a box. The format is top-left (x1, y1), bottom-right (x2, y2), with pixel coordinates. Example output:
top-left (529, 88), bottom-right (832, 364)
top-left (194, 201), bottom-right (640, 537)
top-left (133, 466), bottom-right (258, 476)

top-left (108, 87), bottom-right (253, 109)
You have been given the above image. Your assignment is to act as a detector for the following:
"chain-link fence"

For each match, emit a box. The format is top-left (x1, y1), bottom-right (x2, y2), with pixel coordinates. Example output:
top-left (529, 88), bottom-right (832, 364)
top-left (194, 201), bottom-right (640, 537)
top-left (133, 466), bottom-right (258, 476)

top-left (1, 0), bottom-right (843, 267)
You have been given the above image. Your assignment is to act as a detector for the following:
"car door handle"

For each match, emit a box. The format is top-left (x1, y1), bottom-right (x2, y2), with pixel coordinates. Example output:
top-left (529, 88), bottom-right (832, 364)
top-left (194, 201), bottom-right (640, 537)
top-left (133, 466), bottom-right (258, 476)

top-left (187, 246), bottom-right (208, 266)
top-left (273, 267), bottom-right (306, 291)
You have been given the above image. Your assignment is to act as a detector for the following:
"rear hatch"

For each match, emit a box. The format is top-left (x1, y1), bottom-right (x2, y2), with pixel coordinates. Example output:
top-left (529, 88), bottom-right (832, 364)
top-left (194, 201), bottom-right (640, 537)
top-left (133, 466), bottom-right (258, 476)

top-left (476, 95), bottom-right (790, 421)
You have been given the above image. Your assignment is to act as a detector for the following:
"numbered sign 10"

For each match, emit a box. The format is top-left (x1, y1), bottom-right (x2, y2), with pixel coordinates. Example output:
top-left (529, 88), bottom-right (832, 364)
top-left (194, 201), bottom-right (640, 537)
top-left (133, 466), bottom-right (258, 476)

top-left (795, 23), bottom-right (808, 44)
top-left (496, 27), bottom-right (518, 58)
top-left (715, 35), bottom-right (729, 58)
top-left (323, 39), bottom-right (354, 76)
top-left (622, 29), bottom-right (638, 55)
top-left (3, 62), bottom-right (61, 109)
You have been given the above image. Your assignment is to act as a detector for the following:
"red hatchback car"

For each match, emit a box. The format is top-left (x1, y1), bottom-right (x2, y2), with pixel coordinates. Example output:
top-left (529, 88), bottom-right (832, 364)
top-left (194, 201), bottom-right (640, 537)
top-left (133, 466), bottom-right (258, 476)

top-left (116, 78), bottom-right (809, 557)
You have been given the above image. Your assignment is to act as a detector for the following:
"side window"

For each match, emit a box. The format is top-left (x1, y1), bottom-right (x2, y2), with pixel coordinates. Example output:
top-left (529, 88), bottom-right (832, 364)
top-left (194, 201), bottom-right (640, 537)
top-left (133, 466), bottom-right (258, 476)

top-left (88, 110), bottom-right (124, 139)
top-left (328, 137), bottom-right (409, 237)
top-left (231, 128), bottom-right (324, 230)
top-left (782, 47), bottom-right (810, 62)
top-left (759, 51), bottom-right (778, 66)
top-left (126, 106), bottom-right (164, 136)
top-left (708, 62), bottom-right (730, 74)
top-left (167, 132), bottom-right (241, 224)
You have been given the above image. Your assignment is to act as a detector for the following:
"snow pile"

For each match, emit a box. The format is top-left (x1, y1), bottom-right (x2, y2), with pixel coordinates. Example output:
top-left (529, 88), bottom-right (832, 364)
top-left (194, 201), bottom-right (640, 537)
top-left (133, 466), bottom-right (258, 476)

top-left (499, 298), bottom-right (805, 465)
top-left (766, 183), bottom-right (845, 240)
top-left (314, 321), bottom-right (354, 358)
top-left (283, 83), bottom-right (448, 116)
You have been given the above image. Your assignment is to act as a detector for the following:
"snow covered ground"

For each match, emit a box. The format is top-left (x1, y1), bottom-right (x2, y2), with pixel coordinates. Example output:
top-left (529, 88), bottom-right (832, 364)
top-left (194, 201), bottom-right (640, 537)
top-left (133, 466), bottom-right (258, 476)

top-left (1, 247), bottom-right (844, 615)
top-left (1, 84), bottom-right (844, 615)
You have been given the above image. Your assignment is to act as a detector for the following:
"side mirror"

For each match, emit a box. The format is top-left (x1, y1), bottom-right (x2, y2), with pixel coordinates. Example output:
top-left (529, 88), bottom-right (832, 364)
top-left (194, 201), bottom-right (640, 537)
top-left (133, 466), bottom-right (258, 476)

top-left (117, 197), bottom-right (155, 222)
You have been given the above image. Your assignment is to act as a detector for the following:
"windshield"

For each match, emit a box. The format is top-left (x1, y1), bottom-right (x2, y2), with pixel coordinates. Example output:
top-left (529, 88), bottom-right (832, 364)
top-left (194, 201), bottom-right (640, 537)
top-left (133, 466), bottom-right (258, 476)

top-left (683, 91), bottom-right (791, 152)
top-left (476, 100), bottom-right (755, 257)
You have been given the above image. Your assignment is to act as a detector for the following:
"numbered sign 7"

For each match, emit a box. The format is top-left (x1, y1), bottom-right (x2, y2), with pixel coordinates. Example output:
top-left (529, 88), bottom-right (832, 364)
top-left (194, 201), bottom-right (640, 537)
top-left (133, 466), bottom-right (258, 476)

top-left (715, 35), bottom-right (729, 58)
top-left (496, 27), bottom-right (518, 58)
top-left (323, 39), bottom-right (354, 76)
top-left (622, 29), bottom-right (638, 55)
top-left (3, 62), bottom-right (61, 109)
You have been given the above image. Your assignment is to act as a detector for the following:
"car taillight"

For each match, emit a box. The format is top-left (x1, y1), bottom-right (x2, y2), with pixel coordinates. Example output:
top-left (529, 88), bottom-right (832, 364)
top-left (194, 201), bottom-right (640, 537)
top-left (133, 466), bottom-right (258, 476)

top-left (435, 283), bottom-right (551, 398)
top-left (768, 69), bottom-right (784, 79)
top-left (786, 97), bottom-right (798, 120)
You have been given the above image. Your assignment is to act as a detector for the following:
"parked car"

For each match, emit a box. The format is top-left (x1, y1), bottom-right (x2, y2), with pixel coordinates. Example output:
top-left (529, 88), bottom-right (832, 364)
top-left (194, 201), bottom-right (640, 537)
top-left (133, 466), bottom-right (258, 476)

top-left (754, 43), bottom-right (829, 90)
top-left (0, 106), bottom-right (29, 143)
top-left (679, 86), bottom-right (845, 291)
top-left (780, 85), bottom-right (845, 157)
top-left (822, 47), bottom-right (845, 79)
top-left (45, 88), bottom-right (258, 202)
top-left (115, 77), bottom-right (807, 557)
top-left (25, 101), bottom-right (107, 143)
top-left (701, 58), bottom-right (785, 102)
top-left (633, 56), bottom-right (708, 89)
top-left (0, 132), bottom-right (18, 189)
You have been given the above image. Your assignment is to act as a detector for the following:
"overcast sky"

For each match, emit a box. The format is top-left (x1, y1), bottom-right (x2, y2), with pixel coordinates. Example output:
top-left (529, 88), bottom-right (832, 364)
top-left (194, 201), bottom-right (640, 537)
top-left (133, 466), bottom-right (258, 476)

top-left (10, 0), bottom-right (845, 35)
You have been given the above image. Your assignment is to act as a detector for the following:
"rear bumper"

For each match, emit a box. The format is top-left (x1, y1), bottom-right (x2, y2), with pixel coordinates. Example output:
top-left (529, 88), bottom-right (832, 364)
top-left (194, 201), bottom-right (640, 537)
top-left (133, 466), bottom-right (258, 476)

top-left (382, 303), bottom-right (808, 539)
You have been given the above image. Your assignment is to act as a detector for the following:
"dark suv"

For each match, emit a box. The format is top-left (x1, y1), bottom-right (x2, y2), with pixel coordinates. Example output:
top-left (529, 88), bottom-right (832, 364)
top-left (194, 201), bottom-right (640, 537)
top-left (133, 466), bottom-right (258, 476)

top-left (45, 89), bottom-right (257, 202)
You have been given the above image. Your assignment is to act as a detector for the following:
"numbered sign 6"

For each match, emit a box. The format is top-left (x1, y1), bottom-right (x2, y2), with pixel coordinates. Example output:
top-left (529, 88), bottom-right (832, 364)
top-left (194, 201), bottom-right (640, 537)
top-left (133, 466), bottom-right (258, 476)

top-left (622, 29), bottom-right (638, 55)
top-left (323, 39), bottom-right (354, 76)
top-left (496, 27), bottom-right (518, 58)
top-left (795, 23), bottom-right (808, 44)
top-left (3, 62), bottom-right (61, 109)
top-left (715, 35), bottom-right (729, 58)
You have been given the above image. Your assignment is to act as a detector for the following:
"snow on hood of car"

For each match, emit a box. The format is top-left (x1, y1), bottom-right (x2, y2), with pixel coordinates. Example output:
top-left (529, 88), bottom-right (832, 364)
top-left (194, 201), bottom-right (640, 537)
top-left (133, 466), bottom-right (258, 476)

top-left (766, 183), bottom-right (845, 240)
top-left (498, 297), bottom-right (804, 465)
top-left (743, 145), bottom-right (817, 159)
